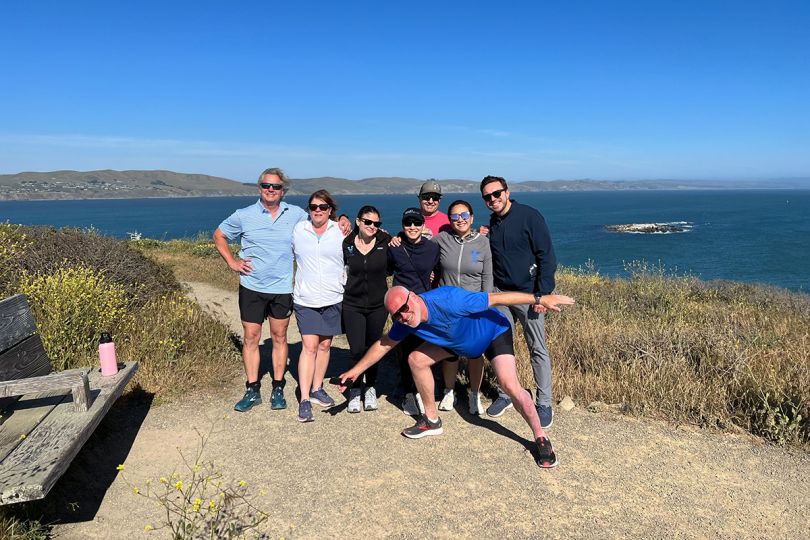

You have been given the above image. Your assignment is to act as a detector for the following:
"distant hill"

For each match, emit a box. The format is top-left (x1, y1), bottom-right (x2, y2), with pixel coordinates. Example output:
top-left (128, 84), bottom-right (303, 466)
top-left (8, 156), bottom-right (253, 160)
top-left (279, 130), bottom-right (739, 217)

top-left (1, 169), bottom-right (808, 200)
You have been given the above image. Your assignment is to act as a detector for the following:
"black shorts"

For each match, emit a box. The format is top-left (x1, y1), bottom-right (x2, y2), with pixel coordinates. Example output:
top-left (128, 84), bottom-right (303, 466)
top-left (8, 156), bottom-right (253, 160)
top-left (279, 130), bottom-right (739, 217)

top-left (238, 286), bottom-right (293, 324)
top-left (483, 327), bottom-right (514, 361)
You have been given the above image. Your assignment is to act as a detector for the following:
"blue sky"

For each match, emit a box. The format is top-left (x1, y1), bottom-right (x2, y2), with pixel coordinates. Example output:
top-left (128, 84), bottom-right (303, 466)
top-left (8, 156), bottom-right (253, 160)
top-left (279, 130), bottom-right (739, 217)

top-left (1, 1), bottom-right (808, 182)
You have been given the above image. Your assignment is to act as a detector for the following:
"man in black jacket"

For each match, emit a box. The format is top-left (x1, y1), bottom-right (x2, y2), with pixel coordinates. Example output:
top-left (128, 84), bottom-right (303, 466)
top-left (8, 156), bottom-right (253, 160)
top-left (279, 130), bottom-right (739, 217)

top-left (480, 175), bottom-right (558, 428)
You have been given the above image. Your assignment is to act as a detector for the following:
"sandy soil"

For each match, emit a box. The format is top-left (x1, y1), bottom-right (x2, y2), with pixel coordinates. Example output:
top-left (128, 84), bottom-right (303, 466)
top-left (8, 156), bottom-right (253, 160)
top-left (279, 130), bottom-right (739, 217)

top-left (48, 282), bottom-right (810, 539)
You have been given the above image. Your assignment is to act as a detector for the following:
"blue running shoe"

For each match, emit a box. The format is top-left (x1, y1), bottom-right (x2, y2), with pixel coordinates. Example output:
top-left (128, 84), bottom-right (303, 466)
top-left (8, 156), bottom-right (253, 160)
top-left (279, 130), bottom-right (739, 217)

top-left (486, 395), bottom-right (513, 418)
top-left (537, 404), bottom-right (554, 429)
top-left (270, 386), bottom-right (287, 410)
top-left (234, 386), bottom-right (261, 412)
top-left (298, 400), bottom-right (314, 422)
top-left (310, 387), bottom-right (336, 408)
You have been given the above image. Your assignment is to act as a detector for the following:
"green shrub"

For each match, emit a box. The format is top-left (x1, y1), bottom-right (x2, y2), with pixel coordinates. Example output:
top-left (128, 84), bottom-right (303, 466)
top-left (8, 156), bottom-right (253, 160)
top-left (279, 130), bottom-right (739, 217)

top-left (18, 265), bottom-right (132, 370)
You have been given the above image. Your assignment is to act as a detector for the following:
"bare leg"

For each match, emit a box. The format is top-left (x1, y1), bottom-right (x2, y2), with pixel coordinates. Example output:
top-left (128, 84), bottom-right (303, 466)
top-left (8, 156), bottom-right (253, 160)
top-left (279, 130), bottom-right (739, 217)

top-left (299, 334), bottom-right (320, 401)
top-left (268, 317), bottom-right (290, 380)
top-left (468, 356), bottom-right (484, 392)
top-left (241, 321), bottom-right (263, 383)
top-left (491, 354), bottom-right (545, 439)
top-left (409, 343), bottom-right (454, 419)
top-left (312, 335), bottom-right (333, 390)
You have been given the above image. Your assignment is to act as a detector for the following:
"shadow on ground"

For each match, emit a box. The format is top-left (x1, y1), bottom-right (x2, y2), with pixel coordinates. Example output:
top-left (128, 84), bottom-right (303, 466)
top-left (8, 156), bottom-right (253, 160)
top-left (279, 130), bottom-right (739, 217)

top-left (32, 387), bottom-right (154, 524)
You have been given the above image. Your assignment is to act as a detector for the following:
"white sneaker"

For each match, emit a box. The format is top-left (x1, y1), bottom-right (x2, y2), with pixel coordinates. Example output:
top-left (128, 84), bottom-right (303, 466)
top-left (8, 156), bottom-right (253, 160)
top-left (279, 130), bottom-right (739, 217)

top-left (364, 387), bottom-right (378, 411)
top-left (438, 389), bottom-right (456, 411)
top-left (347, 388), bottom-right (362, 413)
top-left (468, 391), bottom-right (484, 415)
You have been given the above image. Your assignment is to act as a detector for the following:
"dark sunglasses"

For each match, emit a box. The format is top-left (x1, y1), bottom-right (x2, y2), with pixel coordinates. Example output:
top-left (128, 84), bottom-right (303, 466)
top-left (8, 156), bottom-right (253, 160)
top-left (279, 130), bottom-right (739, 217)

top-left (449, 211), bottom-right (471, 221)
top-left (402, 219), bottom-right (424, 227)
top-left (259, 182), bottom-right (284, 190)
top-left (359, 218), bottom-right (382, 227)
top-left (395, 291), bottom-right (412, 317)
top-left (482, 188), bottom-right (505, 202)
top-left (420, 193), bottom-right (441, 202)
top-left (308, 203), bottom-right (331, 211)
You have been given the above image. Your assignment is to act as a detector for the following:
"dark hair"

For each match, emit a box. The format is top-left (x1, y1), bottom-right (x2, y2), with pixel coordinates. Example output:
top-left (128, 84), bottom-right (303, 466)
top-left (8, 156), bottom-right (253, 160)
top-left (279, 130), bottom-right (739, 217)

top-left (480, 175), bottom-right (508, 193)
top-left (353, 205), bottom-right (381, 233)
top-left (447, 199), bottom-right (473, 216)
top-left (308, 189), bottom-right (338, 221)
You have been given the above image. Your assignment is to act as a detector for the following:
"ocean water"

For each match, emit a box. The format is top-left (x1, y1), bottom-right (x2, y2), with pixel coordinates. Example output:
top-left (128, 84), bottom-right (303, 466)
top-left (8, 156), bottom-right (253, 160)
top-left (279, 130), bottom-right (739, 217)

top-left (1, 190), bottom-right (808, 292)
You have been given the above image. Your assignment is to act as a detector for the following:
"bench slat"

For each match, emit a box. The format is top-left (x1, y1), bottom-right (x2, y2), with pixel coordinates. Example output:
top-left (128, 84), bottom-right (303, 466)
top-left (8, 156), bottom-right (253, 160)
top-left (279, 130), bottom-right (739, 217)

top-left (0, 295), bottom-right (37, 354)
top-left (0, 362), bottom-right (138, 505)
top-left (0, 392), bottom-right (68, 464)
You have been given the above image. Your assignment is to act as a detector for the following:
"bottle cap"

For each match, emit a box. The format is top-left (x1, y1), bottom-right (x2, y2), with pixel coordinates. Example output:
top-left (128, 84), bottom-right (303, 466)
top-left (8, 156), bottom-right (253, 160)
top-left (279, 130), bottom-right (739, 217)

top-left (100, 332), bottom-right (113, 344)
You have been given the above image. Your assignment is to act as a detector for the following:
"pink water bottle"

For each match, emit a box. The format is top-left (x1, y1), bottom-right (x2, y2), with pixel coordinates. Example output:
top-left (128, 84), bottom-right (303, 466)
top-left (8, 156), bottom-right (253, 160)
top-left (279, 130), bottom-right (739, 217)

top-left (99, 332), bottom-right (119, 377)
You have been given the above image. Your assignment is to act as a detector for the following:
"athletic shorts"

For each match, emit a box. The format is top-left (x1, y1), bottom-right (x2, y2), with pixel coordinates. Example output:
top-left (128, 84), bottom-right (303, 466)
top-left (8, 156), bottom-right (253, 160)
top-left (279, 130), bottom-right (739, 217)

top-left (483, 327), bottom-right (514, 361)
top-left (294, 303), bottom-right (343, 336)
top-left (238, 286), bottom-right (293, 324)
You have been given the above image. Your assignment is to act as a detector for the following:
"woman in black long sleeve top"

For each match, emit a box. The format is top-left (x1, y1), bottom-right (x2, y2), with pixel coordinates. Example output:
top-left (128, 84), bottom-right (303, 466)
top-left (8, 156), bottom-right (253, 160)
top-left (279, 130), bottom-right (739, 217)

top-left (342, 206), bottom-right (392, 413)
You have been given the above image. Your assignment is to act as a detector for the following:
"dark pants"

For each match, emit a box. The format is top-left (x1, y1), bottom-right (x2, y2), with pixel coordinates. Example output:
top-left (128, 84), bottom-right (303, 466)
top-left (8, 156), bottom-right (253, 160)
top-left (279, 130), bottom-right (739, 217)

top-left (342, 305), bottom-right (389, 388)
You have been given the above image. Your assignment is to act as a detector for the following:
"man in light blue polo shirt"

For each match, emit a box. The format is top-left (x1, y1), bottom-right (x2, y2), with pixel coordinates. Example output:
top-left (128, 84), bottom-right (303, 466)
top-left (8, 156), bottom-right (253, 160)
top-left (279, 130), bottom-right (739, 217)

top-left (214, 167), bottom-right (309, 413)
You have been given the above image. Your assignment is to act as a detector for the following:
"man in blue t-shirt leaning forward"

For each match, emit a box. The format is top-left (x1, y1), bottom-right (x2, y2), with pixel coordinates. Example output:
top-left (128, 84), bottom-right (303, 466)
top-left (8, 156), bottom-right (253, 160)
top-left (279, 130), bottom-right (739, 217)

top-left (339, 285), bottom-right (574, 468)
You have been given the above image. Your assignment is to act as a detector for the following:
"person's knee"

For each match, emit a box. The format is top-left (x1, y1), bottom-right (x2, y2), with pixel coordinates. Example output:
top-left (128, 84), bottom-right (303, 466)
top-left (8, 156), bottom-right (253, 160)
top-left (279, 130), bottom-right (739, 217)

top-left (317, 340), bottom-right (332, 353)
top-left (242, 328), bottom-right (261, 348)
top-left (408, 352), bottom-right (432, 370)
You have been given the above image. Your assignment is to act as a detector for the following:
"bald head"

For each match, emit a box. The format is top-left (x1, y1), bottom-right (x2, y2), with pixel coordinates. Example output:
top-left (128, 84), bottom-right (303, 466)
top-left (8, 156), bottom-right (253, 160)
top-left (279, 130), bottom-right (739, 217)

top-left (384, 286), bottom-right (410, 314)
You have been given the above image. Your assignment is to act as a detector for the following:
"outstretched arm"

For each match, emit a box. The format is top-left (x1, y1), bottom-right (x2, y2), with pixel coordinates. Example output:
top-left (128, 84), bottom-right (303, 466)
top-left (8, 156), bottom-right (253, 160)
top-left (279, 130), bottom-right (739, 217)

top-left (338, 335), bottom-right (400, 389)
top-left (487, 291), bottom-right (574, 312)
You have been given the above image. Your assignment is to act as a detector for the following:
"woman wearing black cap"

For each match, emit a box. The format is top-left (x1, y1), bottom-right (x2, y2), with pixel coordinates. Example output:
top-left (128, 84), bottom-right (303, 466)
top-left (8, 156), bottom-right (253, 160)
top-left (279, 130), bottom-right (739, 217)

top-left (387, 207), bottom-right (440, 415)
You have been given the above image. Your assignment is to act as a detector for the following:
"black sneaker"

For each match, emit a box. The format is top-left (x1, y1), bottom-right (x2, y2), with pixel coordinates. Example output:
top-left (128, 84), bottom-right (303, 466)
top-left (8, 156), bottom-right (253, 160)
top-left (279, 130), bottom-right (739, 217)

top-left (401, 415), bottom-right (443, 439)
top-left (535, 436), bottom-right (558, 468)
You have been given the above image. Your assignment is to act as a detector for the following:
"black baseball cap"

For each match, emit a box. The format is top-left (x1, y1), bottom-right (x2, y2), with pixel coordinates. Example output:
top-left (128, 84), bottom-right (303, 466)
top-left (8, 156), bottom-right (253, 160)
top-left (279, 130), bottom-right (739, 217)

top-left (401, 207), bottom-right (425, 224)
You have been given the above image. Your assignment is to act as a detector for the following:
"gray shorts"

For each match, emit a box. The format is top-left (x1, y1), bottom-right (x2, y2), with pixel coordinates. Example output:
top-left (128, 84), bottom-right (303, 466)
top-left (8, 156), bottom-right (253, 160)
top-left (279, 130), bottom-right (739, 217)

top-left (293, 303), bottom-right (343, 336)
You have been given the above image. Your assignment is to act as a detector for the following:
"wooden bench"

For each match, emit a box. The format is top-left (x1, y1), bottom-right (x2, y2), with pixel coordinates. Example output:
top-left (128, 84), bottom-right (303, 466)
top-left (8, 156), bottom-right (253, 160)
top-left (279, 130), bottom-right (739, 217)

top-left (0, 294), bottom-right (138, 505)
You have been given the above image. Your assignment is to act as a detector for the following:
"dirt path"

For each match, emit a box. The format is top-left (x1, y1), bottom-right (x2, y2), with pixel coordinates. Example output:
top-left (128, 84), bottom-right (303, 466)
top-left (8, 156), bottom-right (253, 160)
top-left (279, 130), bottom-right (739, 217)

top-left (52, 282), bottom-right (810, 539)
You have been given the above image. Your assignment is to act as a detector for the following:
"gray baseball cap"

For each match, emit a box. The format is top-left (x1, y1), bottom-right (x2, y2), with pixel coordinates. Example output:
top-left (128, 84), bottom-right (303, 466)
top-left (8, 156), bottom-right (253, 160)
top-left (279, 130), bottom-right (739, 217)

top-left (419, 180), bottom-right (442, 196)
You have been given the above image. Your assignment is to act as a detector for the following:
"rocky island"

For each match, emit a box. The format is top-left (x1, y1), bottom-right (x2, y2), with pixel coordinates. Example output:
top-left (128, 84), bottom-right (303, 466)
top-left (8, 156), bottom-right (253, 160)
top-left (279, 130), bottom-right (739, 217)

top-left (606, 222), bottom-right (692, 234)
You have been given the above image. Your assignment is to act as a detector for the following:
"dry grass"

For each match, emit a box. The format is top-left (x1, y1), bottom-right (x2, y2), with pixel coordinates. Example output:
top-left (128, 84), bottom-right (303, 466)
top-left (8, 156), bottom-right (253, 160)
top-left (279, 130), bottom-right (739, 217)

top-left (508, 265), bottom-right (810, 445)
top-left (132, 237), bottom-right (239, 290)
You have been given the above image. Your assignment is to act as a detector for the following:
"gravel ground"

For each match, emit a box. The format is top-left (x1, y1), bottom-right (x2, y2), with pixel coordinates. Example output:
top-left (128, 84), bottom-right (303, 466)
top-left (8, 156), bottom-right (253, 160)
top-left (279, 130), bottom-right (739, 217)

top-left (48, 282), bottom-right (810, 539)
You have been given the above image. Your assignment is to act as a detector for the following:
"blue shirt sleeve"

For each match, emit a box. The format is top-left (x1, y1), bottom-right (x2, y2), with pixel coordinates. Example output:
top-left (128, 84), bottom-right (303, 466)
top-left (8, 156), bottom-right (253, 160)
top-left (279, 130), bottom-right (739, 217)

top-left (218, 209), bottom-right (243, 241)
top-left (387, 321), bottom-right (410, 342)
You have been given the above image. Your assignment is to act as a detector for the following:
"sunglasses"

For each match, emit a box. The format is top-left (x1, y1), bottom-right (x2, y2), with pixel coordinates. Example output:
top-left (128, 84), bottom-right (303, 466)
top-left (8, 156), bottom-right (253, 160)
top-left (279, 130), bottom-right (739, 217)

top-left (395, 291), bottom-right (412, 317)
top-left (308, 203), bottom-right (331, 211)
top-left (449, 211), bottom-right (471, 221)
top-left (359, 218), bottom-right (382, 227)
top-left (259, 182), bottom-right (284, 190)
top-left (482, 188), bottom-right (505, 202)
top-left (420, 193), bottom-right (441, 202)
top-left (402, 219), bottom-right (424, 227)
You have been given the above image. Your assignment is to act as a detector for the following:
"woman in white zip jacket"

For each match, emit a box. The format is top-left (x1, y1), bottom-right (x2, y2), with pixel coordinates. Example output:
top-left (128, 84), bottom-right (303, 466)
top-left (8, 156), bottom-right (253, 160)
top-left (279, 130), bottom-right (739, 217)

top-left (433, 199), bottom-right (493, 415)
top-left (291, 190), bottom-right (346, 423)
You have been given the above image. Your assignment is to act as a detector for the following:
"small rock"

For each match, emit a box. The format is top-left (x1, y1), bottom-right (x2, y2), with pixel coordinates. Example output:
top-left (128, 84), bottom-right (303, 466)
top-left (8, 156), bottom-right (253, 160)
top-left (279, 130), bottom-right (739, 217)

top-left (587, 401), bottom-right (607, 412)
top-left (558, 396), bottom-right (576, 411)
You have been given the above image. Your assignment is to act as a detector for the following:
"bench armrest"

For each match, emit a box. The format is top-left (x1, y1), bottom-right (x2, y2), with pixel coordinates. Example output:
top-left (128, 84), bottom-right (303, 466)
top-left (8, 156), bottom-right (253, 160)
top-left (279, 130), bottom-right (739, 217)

top-left (0, 369), bottom-right (92, 412)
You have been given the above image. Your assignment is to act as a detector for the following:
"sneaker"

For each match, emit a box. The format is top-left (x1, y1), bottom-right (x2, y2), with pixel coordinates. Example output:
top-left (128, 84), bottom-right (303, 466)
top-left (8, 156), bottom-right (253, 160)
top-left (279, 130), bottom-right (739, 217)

top-left (297, 400), bottom-right (314, 423)
top-left (402, 415), bottom-right (443, 439)
top-left (347, 388), bottom-right (362, 413)
top-left (270, 386), bottom-right (287, 410)
top-left (537, 404), bottom-right (554, 429)
top-left (486, 395), bottom-right (513, 418)
top-left (438, 389), bottom-right (457, 411)
top-left (468, 391), bottom-right (484, 415)
top-left (364, 387), bottom-right (378, 411)
top-left (310, 387), bottom-right (336, 408)
top-left (535, 436), bottom-right (558, 468)
top-left (234, 386), bottom-right (261, 412)
top-left (402, 392), bottom-right (425, 415)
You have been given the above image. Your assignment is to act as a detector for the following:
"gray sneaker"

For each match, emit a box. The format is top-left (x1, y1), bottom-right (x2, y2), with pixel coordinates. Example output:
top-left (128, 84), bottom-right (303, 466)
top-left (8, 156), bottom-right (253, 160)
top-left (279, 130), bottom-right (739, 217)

top-left (364, 387), bottom-right (379, 411)
top-left (298, 400), bottom-right (314, 422)
top-left (310, 387), bottom-right (336, 408)
top-left (537, 404), bottom-right (554, 429)
top-left (438, 389), bottom-right (457, 411)
top-left (402, 393), bottom-right (425, 416)
top-left (468, 391), bottom-right (484, 415)
top-left (486, 395), bottom-right (513, 418)
top-left (347, 388), bottom-right (362, 413)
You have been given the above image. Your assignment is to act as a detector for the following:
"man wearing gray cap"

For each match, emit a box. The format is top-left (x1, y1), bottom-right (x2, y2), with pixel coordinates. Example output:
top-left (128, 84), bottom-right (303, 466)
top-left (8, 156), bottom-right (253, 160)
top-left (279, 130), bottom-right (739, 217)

top-left (417, 179), bottom-right (452, 239)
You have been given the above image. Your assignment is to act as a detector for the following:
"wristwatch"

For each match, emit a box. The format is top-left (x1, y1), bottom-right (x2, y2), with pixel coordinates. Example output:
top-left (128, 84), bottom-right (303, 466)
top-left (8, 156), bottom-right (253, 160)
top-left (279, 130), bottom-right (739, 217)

top-left (534, 293), bottom-right (543, 305)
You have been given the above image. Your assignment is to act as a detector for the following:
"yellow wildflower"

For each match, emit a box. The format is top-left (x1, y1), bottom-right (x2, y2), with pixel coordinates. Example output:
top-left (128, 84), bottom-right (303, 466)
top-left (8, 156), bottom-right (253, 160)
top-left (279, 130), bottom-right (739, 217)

top-left (116, 464), bottom-right (125, 471)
